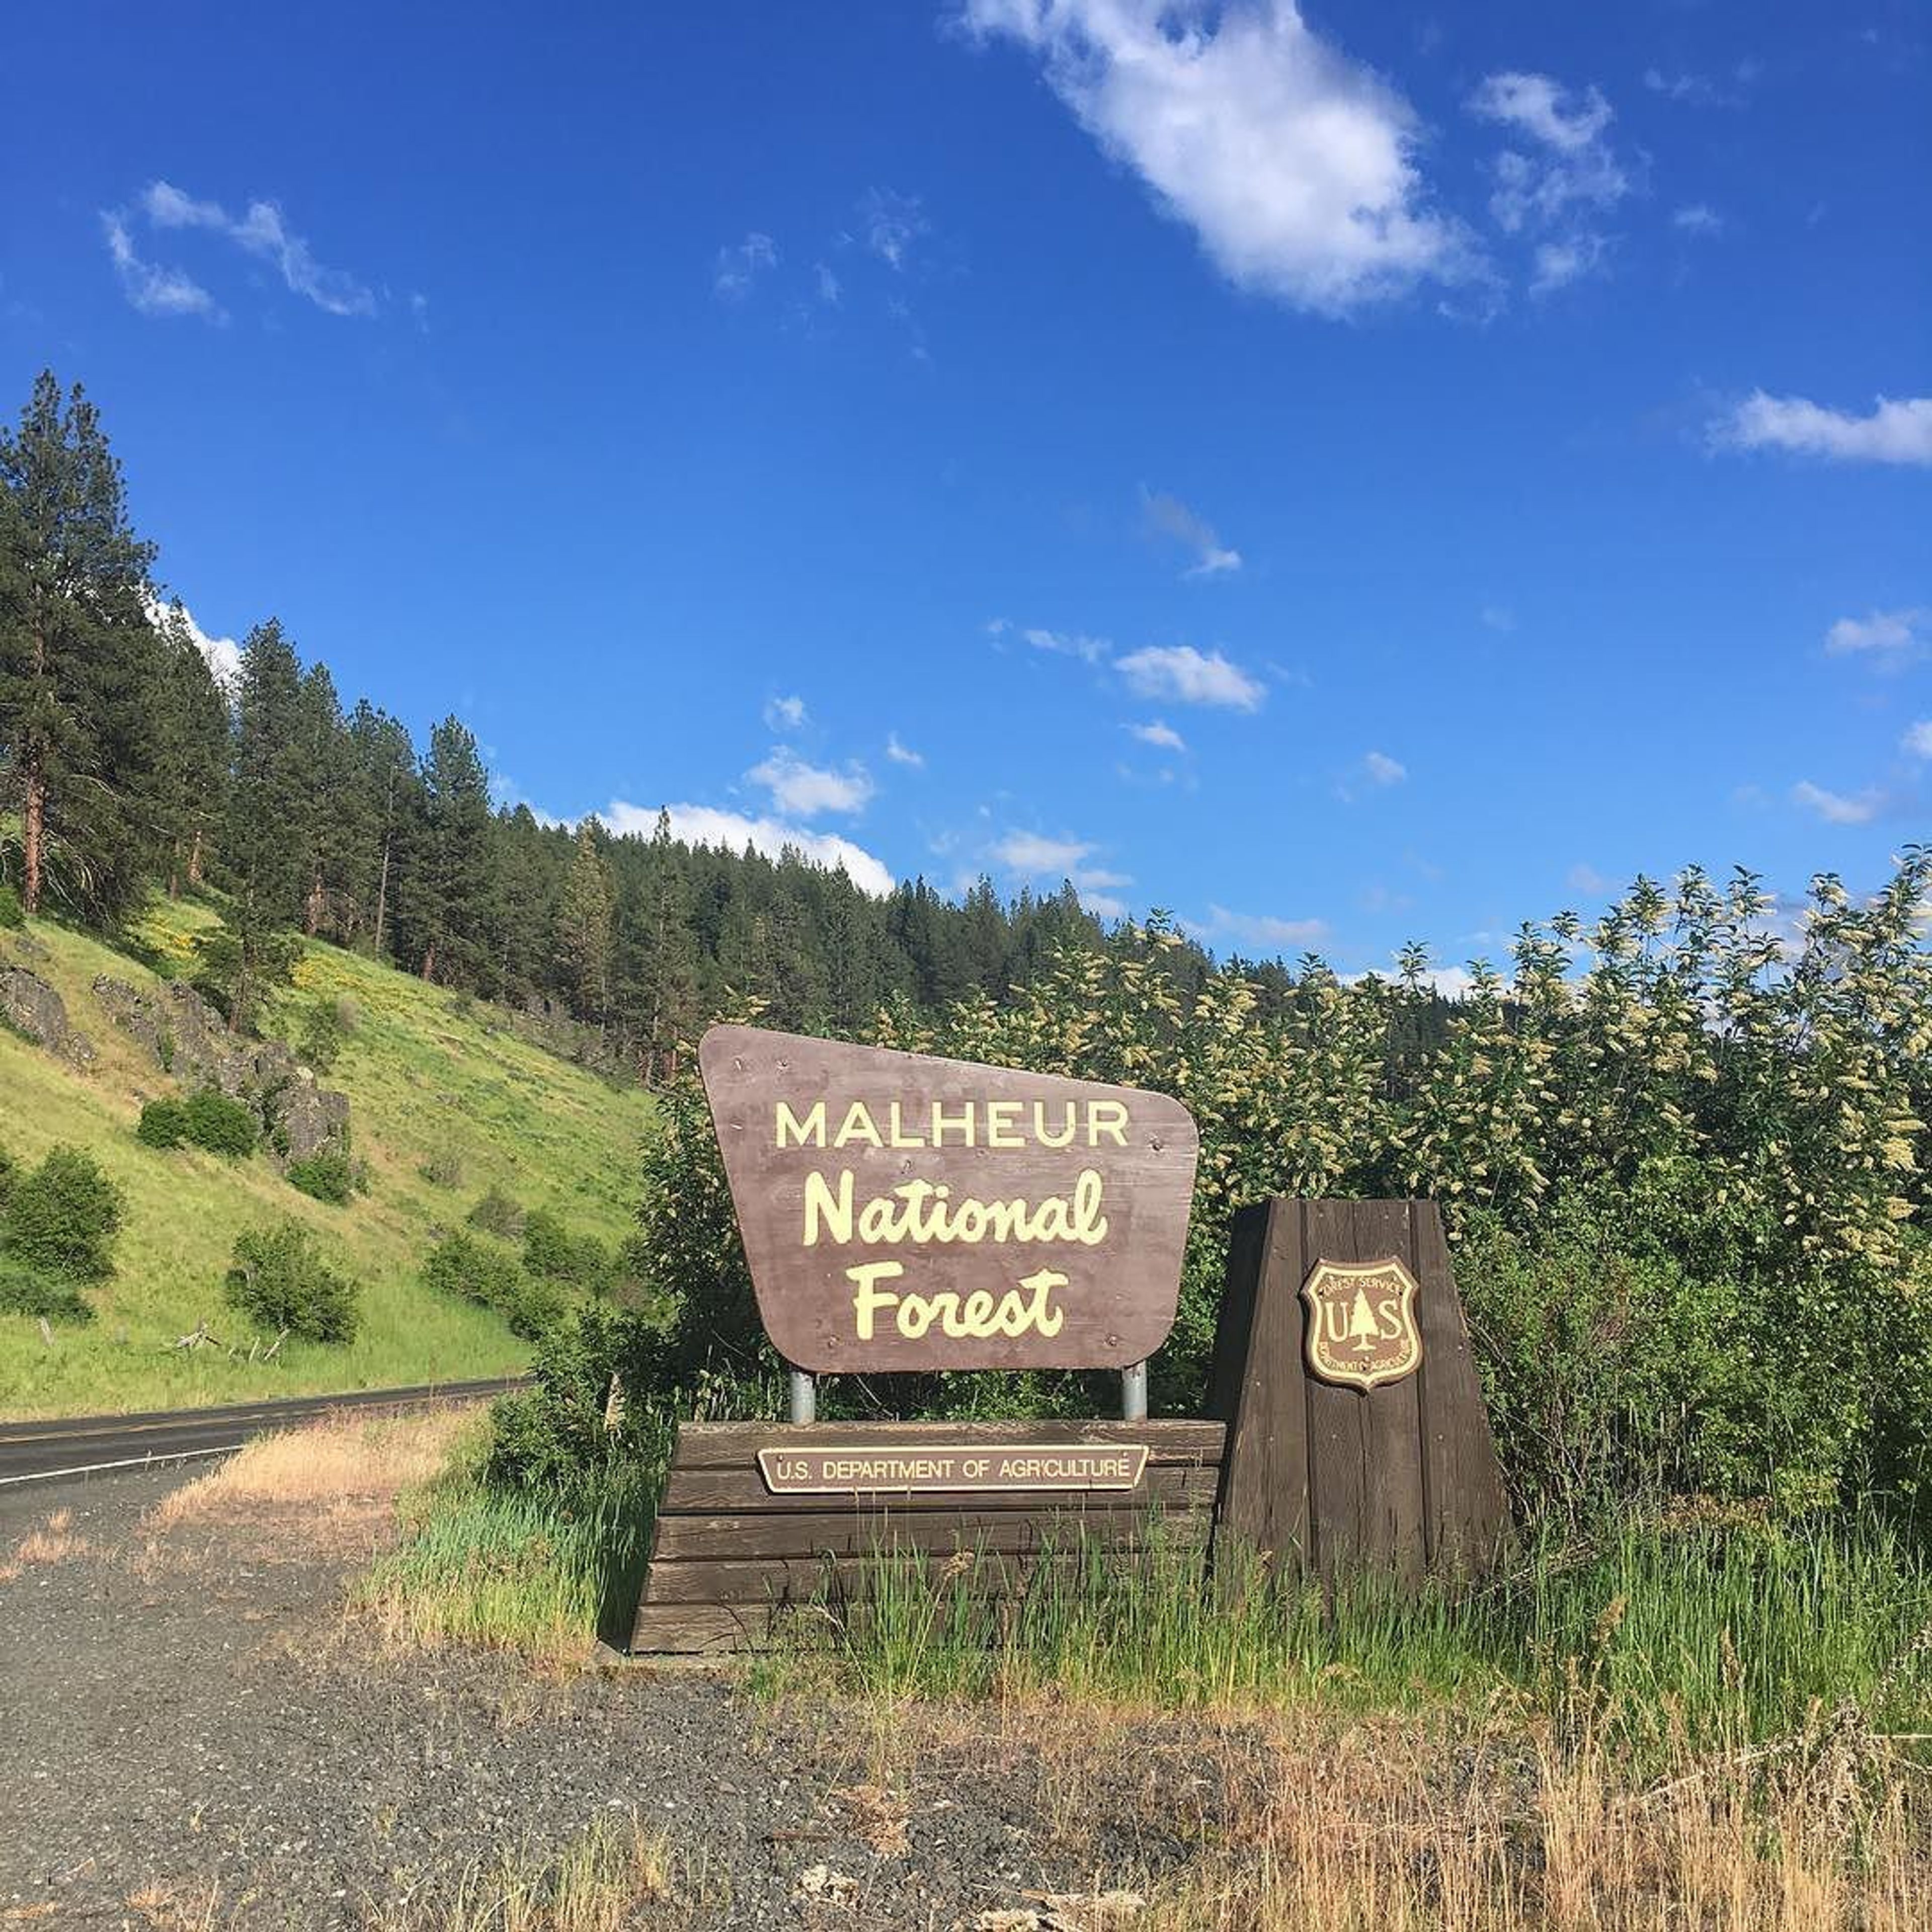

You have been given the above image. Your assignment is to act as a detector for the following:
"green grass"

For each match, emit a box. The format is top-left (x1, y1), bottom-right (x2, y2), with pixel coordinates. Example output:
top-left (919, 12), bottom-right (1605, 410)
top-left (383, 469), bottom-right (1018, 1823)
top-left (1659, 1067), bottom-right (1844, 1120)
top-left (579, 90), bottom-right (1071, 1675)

top-left (0, 896), bottom-right (652, 1417)
top-left (359, 1452), bottom-right (660, 1658)
top-left (781, 1507), bottom-right (1932, 1767)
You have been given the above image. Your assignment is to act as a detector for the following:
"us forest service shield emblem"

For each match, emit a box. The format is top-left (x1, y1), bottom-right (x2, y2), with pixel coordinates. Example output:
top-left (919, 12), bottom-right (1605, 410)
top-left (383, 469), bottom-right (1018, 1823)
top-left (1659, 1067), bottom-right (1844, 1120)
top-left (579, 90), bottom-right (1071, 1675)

top-left (1301, 1256), bottom-right (1423, 1393)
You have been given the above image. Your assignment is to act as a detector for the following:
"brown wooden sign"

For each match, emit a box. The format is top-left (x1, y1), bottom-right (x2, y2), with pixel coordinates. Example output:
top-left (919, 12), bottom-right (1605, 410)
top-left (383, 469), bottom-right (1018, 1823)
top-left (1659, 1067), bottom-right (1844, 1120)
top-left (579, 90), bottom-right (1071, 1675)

top-left (699, 1024), bottom-right (1199, 1374)
top-left (756, 1441), bottom-right (1150, 1494)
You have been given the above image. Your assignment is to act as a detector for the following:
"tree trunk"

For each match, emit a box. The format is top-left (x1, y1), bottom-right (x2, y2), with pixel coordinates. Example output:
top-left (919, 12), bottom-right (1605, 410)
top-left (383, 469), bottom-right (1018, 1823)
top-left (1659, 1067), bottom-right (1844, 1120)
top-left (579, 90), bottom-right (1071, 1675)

top-left (373, 834), bottom-right (391, 956)
top-left (422, 943), bottom-right (436, 983)
top-left (22, 765), bottom-right (44, 916)
top-left (188, 826), bottom-right (205, 889)
top-left (304, 868), bottom-right (325, 937)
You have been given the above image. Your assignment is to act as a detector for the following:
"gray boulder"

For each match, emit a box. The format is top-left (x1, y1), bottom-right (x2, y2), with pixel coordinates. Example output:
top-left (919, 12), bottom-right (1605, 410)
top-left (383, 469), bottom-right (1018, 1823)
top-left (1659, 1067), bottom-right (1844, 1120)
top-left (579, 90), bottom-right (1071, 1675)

top-left (2, 967), bottom-right (72, 1055)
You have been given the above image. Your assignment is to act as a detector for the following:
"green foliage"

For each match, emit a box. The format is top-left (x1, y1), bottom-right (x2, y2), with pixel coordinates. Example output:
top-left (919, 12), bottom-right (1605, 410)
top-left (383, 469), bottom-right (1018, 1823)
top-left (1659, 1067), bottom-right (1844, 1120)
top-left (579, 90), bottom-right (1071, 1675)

top-left (811, 1507), bottom-right (1932, 1772)
top-left (522, 1208), bottom-right (614, 1294)
top-left (597, 853), bottom-right (1932, 1524)
top-left (0, 882), bottom-right (23, 929)
top-left (423, 1228), bottom-right (522, 1311)
top-left (0, 1141), bottom-right (18, 1208)
top-left (191, 914), bottom-right (301, 1036)
top-left (419, 1146), bottom-right (463, 1188)
top-left (135, 1096), bottom-right (189, 1149)
top-left (181, 1086), bottom-right (257, 1157)
top-left (0, 1252), bottom-right (94, 1324)
top-left (295, 993), bottom-right (347, 1073)
top-left (467, 1185), bottom-right (526, 1240)
top-left (286, 1149), bottom-right (355, 1205)
top-left (223, 1220), bottom-right (359, 1343)
top-left (1, 1144), bottom-right (124, 1280)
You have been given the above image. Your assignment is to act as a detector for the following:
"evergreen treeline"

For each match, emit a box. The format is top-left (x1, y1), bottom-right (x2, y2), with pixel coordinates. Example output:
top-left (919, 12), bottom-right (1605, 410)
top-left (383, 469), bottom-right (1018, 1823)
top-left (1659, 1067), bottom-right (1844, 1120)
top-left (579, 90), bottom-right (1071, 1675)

top-left (6, 369), bottom-right (1363, 1075)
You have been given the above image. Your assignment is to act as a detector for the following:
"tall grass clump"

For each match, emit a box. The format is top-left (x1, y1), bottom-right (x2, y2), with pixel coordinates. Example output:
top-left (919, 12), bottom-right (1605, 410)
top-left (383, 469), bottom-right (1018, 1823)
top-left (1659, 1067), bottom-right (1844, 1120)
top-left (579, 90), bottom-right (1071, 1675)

top-left (814, 1507), bottom-right (1932, 1773)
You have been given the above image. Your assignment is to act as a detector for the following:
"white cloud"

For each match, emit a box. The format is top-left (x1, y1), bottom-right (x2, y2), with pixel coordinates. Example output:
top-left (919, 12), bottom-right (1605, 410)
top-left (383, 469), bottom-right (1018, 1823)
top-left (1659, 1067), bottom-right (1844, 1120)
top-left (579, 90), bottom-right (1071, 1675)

top-left (763, 693), bottom-right (809, 730)
top-left (815, 261), bottom-right (842, 305)
top-left (748, 748), bottom-right (875, 818)
top-left (146, 592), bottom-right (240, 686)
top-left (1567, 862), bottom-right (1608, 894)
top-left (989, 829), bottom-right (1132, 912)
top-left (606, 801), bottom-right (895, 896)
top-left (963, 0), bottom-right (1473, 315)
top-left (1467, 72), bottom-right (1628, 295)
top-left (1825, 609), bottom-right (1926, 666)
top-left (1715, 392), bottom-right (1932, 466)
top-left (1115, 643), bottom-right (1264, 710)
top-left (139, 179), bottom-right (376, 317)
top-left (1480, 603), bottom-right (1516, 632)
top-left (1673, 203), bottom-right (1724, 236)
top-left (1468, 72), bottom-right (1613, 154)
top-left (886, 732), bottom-right (924, 767)
top-left (1361, 750), bottom-right (1407, 785)
top-left (1903, 721), bottom-right (1932, 759)
top-left (1126, 719), bottom-right (1187, 752)
top-left (858, 188), bottom-right (928, 270)
top-left (1414, 964), bottom-right (1479, 999)
top-left (1530, 233), bottom-right (1610, 294)
top-left (714, 231), bottom-right (778, 300)
top-left (101, 213), bottom-right (224, 321)
top-left (1023, 626), bottom-right (1110, 664)
top-left (1792, 779), bottom-right (1881, 826)
top-left (1186, 904), bottom-right (1329, 952)
top-left (1142, 488), bottom-right (1240, 577)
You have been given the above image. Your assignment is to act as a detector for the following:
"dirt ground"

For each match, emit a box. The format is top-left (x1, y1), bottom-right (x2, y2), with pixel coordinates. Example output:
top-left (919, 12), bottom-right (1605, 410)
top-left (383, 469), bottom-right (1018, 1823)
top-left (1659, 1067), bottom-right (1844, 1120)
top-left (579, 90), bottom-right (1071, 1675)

top-left (0, 1463), bottom-right (1224, 1929)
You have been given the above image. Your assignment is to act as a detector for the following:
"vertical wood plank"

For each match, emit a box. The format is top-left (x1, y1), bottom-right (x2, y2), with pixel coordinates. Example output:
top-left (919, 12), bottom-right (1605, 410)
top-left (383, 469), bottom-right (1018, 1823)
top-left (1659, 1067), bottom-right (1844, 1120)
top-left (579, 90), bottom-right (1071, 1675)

top-left (1301, 1200), bottom-right (1365, 1583)
top-left (1346, 1200), bottom-right (1427, 1584)
top-left (1209, 1199), bottom-right (1312, 1575)
top-left (1410, 1201), bottom-right (1509, 1573)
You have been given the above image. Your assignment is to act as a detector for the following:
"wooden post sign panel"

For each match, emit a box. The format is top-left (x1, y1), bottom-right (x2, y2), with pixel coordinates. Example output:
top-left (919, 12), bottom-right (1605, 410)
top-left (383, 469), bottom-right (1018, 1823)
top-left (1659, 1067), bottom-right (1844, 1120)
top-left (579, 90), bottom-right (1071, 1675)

top-left (1208, 1198), bottom-right (1508, 1584)
top-left (698, 1023), bottom-right (1201, 1374)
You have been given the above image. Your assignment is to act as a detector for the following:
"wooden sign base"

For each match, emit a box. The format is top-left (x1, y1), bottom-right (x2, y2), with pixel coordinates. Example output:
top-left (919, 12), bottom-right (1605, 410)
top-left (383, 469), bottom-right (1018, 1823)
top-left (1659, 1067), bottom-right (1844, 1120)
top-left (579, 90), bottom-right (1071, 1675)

top-left (622, 1198), bottom-right (1505, 1655)
top-left (628, 1419), bottom-right (1223, 1655)
top-left (1208, 1198), bottom-right (1506, 1583)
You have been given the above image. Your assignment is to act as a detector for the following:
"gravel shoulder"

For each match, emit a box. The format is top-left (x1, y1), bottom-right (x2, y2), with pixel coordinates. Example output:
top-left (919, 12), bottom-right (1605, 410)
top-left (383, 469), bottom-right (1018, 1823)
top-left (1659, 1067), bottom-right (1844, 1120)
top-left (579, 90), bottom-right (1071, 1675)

top-left (0, 1464), bottom-right (1224, 1929)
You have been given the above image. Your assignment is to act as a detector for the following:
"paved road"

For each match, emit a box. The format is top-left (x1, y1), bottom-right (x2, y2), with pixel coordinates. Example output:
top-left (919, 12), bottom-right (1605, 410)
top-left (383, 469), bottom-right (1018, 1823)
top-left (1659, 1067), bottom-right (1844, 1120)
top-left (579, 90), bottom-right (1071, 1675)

top-left (0, 1376), bottom-right (526, 1486)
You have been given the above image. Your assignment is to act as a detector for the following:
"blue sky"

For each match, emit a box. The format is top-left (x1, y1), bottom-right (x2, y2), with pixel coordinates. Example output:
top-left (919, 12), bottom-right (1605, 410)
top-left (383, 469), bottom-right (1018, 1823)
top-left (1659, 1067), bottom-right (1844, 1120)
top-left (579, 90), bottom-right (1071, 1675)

top-left (5, 1), bottom-right (1928, 981)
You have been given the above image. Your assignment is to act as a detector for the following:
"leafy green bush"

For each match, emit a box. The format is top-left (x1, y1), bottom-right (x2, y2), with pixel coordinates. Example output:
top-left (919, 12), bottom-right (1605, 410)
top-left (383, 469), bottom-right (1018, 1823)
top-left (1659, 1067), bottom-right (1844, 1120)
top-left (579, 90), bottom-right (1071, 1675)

top-left (295, 994), bottom-right (346, 1074)
top-left (423, 1229), bottom-right (522, 1311)
top-left (224, 1222), bottom-right (359, 1343)
top-left (2, 1145), bottom-right (124, 1280)
top-left (136, 1096), bottom-right (190, 1149)
top-left (523, 1209), bottom-right (614, 1294)
top-left (0, 1253), bottom-right (94, 1324)
top-left (506, 1277), bottom-right (570, 1341)
top-left (420, 1147), bottom-right (463, 1188)
top-left (0, 1142), bottom-right (17, 1208)
top-left (182, 1087), bottom-right (257, 1157)
top-left (467, 1186), bottom-right (526, 1240)
top-left (286, 1150), bottom-right (355, 1205)
top-left (0, 882), bottom-right (23, 930)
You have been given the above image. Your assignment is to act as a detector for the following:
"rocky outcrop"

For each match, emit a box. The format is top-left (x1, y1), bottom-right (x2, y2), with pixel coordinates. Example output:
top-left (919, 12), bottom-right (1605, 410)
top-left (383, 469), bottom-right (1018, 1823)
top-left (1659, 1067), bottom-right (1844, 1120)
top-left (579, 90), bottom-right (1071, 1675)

top-left (93, 974), bottom-right (351, 1163)
top-left (1, 967), bottom-right (95, 1069)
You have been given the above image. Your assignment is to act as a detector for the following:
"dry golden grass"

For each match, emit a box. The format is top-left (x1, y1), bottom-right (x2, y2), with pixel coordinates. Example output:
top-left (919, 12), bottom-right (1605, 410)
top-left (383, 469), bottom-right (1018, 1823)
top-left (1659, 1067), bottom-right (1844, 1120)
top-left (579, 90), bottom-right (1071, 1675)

top-left (1126, 1707), bottom-right (1930, 1931)
top-left (366, 1815), bottom-right (693, 1930)
top-left (0, 1505), bottom-right (90, 1583)
top-left (149, 1406), bottom-right (482, 1533)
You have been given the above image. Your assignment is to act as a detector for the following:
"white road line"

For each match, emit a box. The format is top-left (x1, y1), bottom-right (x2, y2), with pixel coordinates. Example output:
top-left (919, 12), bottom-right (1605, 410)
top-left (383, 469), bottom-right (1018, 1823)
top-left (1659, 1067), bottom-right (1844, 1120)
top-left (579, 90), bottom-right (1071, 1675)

top-left (0, 1442), bottom-right (247, 1488)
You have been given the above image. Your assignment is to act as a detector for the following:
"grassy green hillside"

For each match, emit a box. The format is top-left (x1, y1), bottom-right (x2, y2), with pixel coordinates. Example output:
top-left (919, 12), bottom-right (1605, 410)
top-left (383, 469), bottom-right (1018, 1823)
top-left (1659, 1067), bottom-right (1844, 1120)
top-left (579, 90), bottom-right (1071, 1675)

top-left (0, 897), bottom-right (651, 1419)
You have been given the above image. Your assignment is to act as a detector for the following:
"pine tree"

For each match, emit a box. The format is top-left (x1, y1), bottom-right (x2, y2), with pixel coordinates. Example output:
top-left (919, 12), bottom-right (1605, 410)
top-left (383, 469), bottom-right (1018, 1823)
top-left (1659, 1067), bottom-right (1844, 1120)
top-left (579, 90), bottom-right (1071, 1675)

top-left (150, 600), bottom-right (230, 896)
top-left (293, 662), bottom-right (352, 935)
top-left (343, 700), bottom-right (418, 958)
top-left (1348, 1288), bottom-right (1379, 1353)
top-left (636, 810), bottom-right (701, 1083)
top-left (403, 715), bottom-right (494, 985)
top-left (0, 371), bottom-right (159, 918)
top-left (555, 817), bottom-right (614, 1028)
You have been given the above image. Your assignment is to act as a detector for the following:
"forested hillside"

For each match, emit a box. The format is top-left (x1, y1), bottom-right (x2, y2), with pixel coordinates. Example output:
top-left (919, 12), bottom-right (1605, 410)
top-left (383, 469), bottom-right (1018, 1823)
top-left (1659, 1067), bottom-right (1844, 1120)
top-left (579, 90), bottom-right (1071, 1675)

top-left (0, 369), bottom-right (1315, 1088)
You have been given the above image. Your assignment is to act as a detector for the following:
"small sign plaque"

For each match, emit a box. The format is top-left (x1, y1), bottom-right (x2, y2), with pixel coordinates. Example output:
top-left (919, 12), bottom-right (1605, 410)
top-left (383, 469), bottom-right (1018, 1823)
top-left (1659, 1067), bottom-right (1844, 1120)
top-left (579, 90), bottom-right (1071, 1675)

top-left (1301, 1256), bottom-right (1424, 1393)
top-left (756, 1441), bottom-right (1151, 1495)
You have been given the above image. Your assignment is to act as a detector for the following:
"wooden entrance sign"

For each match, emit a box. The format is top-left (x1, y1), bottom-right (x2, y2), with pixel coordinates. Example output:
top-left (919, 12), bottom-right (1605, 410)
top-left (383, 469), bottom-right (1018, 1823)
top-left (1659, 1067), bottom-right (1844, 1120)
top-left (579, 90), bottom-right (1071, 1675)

top-left (698, 1024), bottom-right (1200, 1373)
top-left (621, 1022), bottom-right (1504, 1653)
top-left (1208, 1197), bottom-right (1506, 1583)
